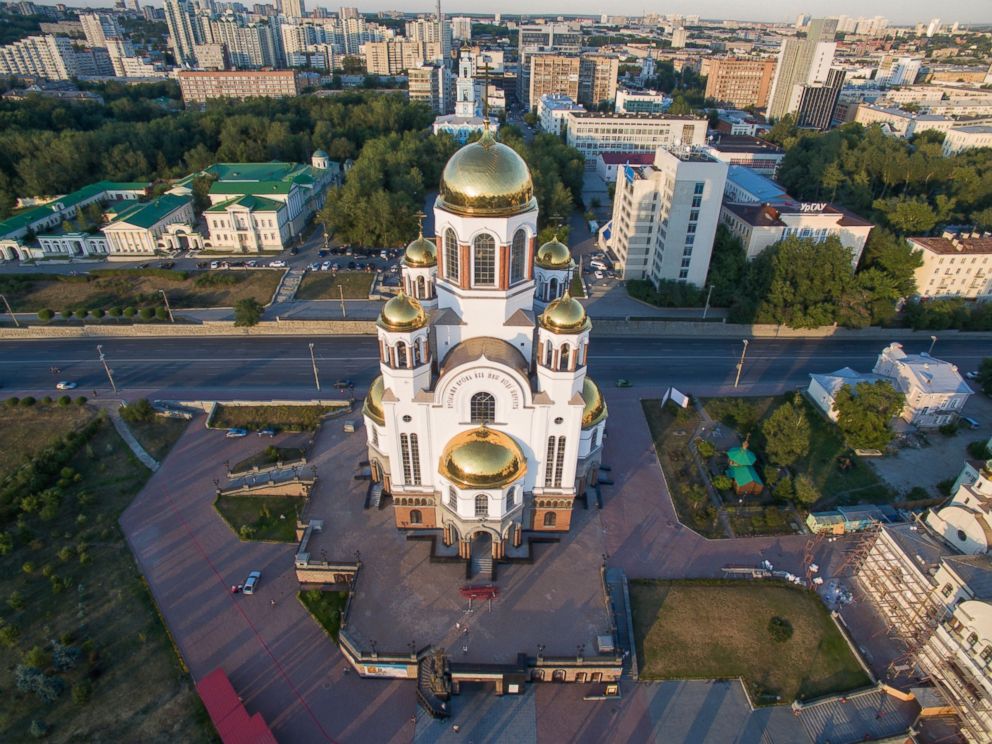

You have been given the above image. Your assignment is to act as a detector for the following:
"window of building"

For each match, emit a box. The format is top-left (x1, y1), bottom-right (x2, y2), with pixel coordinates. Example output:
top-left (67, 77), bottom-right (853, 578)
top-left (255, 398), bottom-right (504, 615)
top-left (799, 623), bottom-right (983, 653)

top-left (982, 646), bottom-right (992, 664)
top-left (475, 493), bottom-right (488, 518)
top-left (505, 489), bottom-right (514, 511)
top-left (678, 269), bottom-right (689, 280)
top-left (444, 228), bottom-right (459, 281)
top-left (371, 427), bottom-right (378, 448)
top-left (448, 486), bottom-right (457, 510)
top-left (942, 583), bottom-right (954, 597)
top-left (694, 183), bottom-right (704, 195)
top-left (689, 210), bottom-right (700, 222)
top-left (400, 434), bottom-right (412, 484)
top-left (400, 433), bottom-right (421, 486)
top-left (473, 234), bottom-right (496, 286)
top-left (510, 229), bottom-right (527, 284)
top-left (409, 509), bottom-right (422, 524)
top-left (470, 392), bottom-right (496, 424)
top-left (543, 512), bottom-right (557, 527)
top-left (544, 436), bottom-right (556, 487)
top-left (554, 437), bottom-right (566, 488)
top-left (968, 632), bottom-right (979, 647)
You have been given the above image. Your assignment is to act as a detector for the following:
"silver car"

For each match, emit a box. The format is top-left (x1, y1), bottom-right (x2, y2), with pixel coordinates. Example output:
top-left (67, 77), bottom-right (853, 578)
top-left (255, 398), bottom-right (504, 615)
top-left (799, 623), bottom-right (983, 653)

top-left (243, 570), bottom-right (261, 594)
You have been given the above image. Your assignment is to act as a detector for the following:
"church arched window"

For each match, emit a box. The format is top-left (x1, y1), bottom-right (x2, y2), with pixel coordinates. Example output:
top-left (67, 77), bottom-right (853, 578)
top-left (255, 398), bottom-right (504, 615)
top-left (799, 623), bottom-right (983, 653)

top-left (475, 494), bottom-right (488, 518)
top-left (559, 343), bottom-right (571, 371)
top-left (510, 229), bottom-right (527, 284)
top-left (505, 488), bottom-right (515, 511)
top-left (409, 509), bottom-right (422, 525)
top-left (445, 228), bottom-right (459, 282)
top-left (470, 392), bottom-right (495, 424)
top-left (448, 486), bottom-right (458, 510)
top-left (417, 275), bottom-right (427, 298)
top-left (543, 512), bottom-right (557, 527)
top-left (395, 340), bottom-right (407, 368)
top-left (548, 276), bottom-right (559, 301)
top-left (473, 234), bottom-right (496, 286)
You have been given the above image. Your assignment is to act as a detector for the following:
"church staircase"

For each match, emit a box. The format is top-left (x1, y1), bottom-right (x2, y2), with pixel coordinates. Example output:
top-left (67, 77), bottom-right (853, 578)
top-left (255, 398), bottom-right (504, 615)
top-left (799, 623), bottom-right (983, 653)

top-left (416, 650), bottom-right (451, 719)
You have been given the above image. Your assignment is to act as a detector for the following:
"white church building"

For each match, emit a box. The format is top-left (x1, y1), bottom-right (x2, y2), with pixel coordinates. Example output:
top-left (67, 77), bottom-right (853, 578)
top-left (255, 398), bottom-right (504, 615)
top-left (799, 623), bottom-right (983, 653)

top-left (362, 127), bottom-right (607, 563)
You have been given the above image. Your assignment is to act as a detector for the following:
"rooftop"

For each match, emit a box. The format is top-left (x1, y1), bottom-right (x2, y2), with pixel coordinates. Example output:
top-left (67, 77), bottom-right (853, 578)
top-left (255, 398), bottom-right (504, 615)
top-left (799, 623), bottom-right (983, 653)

top-left (599, 152), bottom-right (656, 165)
top-left (706, 134), bottom-right (784, 155)
top-left (722, 201), bottom-right (874, 228)
top-left (725, 165), bottom-right (790, 203)
top-left (884, 523), bottom-right (951, 576)
top-left (909, 235), bottom-right (992, 256)
top-left (943, 554), bottom-right (992, 600)
top-left (877, 346), bottom-right (971, 396)
top-left (0, 181), bottom-right (149, 238)
top-left (107, 194), bottom-right (190, 229)
top-left (205, 194), bottom-right (283, 213)
top-left (949, 125), bottom-right (992, 135)
top-left (809, 367), bottom-right (885, 398)
top-left (567, 111), bottom-right (705, 121)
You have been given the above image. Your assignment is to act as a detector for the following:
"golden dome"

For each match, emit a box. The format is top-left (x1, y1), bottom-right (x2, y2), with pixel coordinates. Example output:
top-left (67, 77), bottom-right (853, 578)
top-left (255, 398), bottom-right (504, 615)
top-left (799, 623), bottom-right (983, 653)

top-left (403, 232), bottom-right (437, 268)
top-left (437, 129), bottom-right (535, 217)
top-left (539, 290), bottom-right (590, 333)
top-left (363, 375), bottom-right (385, 425)
top-left (581, 377), bottom-right (608, 429)
top-left (378, 291), bottom-right (428, 332)
top-left (535, 237), bottom-right (573, 269)
top-left (439, 426), bottom-right (527, 489)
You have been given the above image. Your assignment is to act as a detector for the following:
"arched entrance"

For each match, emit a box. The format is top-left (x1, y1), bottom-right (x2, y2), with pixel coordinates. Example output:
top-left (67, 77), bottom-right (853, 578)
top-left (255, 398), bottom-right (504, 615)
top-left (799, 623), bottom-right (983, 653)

top-left (469, 531), bottom-right (493, 579)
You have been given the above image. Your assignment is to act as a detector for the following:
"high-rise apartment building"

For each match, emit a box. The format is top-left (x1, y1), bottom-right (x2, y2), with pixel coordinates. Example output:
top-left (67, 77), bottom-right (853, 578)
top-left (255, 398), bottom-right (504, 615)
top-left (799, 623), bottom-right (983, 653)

top-left (795, 68), bottom-right (845, 130)
top-left (0, 34), bottom-right (78, 80)
top-left (766, 18), bottom-right (837, 121)
top-left (579, 54), bottom-right (619, 107)
top-left (79, 13), bottom-right (122, 48)
top-left (528, 53), bottom-right (617, 109)
top-left (338, 7), bottom-right (359, 20)
top-left (517, 23), bottom-right (582, 107)
top-left (671, 27), bottom-right (688, 49)
top-left (451, 16), bottom-right (472, 40)
top-left (163, 0), bottom-right (202, 67)
top-left (408, 64), bottom-right (454, 114)
top-left (607, 147), bottom-right (728, 286)
top-left (177, 69), bottom-right (300, 103)
top-left (363, 40), bottom-right (431, 75)
top-left (704, 58), bottom-right (776, 109)
top-left (279, 0), bottom-right (305, 19)
top-left (875, 56), bottom-right (921, 87)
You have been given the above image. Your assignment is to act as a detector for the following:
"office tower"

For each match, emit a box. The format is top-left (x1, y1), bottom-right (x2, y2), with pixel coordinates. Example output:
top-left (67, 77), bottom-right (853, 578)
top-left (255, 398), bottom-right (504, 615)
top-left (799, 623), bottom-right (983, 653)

top-left (766, 18), bottom-right (837, 120)
top-left (795, 68), bottom-right (844, 130)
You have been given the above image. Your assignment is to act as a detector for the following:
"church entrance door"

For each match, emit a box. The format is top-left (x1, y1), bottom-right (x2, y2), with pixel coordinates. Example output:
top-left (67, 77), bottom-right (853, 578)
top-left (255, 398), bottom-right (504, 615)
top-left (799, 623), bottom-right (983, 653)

top-left (469, 532), bottom-right (493, 579)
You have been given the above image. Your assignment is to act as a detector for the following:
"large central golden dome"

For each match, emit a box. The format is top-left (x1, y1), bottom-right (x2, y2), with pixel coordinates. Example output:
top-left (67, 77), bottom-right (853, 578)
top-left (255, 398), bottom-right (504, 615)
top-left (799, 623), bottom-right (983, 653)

top-left (437, 130), bottom-right (535, 217)
top-left (439, 426), bottom-right (527, 489)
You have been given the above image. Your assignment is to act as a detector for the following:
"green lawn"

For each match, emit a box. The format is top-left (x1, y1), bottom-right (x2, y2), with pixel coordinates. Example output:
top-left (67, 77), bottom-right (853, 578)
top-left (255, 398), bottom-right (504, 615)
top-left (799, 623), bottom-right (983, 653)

top-left (214, 495), bottom-right (302, 541)
top-left (0, 416), bottom-right (213, 742)
top-left (640, 400), bottom-right (722, 537)
top-left (299, 590), bottom-right (349, 642)
top-left (631, 580), bottom-right (870, 704)
top-left (230, 446), bottom-right (306, 475)
top-left (211, 403), bottom-right (349, 432)
top-left (703, 396), bottom-right (891, 509)
top-left (295, 271), bottom-right (373, 300)
top-left (125, 416), bottom-right (190, 462)
top-left (570, 272), bottom-right (586, 298)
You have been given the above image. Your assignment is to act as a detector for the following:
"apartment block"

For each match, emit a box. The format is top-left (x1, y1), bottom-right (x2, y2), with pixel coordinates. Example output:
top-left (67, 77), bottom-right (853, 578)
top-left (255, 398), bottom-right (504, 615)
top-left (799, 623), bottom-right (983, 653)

top-left (767, 18), bottom-right (837, 120)
top-left (408, 64), bottom-right (454, 115)
top-left (0, 34), bottom-right (78, 80)
top-left (363, 40), bottom-right (432, 75)
top-left (943, 126), bottom-right (992, 156)
top-left (704, 58), bottom-right (776, 109)
top-left (177, 70), bottom-right (300, 103)
top-left (909, 230), bottom-right (992, 299)
top-left (606, 147), bottom-right (728, 287)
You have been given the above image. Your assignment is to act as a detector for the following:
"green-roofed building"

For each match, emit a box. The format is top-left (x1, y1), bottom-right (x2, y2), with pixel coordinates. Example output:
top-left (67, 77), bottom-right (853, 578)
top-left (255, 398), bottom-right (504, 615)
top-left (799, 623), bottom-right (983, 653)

top-left (102, 194), bottom-right (196, 255)
top-left (725, 444), bottom-right (763, 496)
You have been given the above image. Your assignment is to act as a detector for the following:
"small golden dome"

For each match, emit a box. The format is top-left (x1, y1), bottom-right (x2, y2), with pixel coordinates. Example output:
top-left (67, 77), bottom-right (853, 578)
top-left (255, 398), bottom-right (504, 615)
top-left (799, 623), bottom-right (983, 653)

top-left (535, 237), bottom-right (573, 269)
top-left (437, 130), bottom-right (535, 217)
top-left (378, 291), bottom-right (428, 332)
top-left (581, 377), bottom-right (608, 429)
top-left (540, 290), bottom-right (589, 333)
top-left (403, 232), bottom-right (437, 268)
top-left (439, 426), bottom-right (527, 489)
top-left (363, 375), bottom-right (385, 425)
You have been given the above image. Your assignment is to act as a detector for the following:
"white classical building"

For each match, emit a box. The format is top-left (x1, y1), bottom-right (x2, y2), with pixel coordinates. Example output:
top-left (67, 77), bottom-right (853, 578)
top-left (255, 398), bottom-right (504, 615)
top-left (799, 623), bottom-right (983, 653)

top-left (100, 194), bottom-right (195, 255)
top-left (362, 129), bottom-right (608, 565)
top-left (909, 231), bottom-right (992, 300)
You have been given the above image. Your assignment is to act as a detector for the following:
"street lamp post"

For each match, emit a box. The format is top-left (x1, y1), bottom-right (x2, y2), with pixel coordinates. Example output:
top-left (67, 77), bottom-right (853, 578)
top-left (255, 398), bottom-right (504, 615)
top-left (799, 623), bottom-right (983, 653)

top-left (733, 338), bottom-right (750, 389)
top-left (929, 335), bottom-right (938, 355)
top-left (702, 284), bottom-right (714, 321)
top-left (308, 342), bottom-right (321, 392)
top-left (338, 284), bottom-right (346, 318)
top-left (97, 344), bottom-right (118, 393)
top-left (159, 289), bottom-right (175, 323)
top-left (0, 293), bottom-right (19, 327)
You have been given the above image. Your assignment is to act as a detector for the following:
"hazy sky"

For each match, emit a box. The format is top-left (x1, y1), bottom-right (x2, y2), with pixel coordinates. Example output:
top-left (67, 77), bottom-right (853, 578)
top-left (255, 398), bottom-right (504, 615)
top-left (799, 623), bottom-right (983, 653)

top-left (57, 0), bottom-right (991, 26)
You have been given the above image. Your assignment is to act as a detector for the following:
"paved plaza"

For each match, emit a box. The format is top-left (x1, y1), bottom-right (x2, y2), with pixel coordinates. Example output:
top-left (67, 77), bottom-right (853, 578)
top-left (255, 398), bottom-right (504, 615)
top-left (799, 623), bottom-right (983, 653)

top-left (118, 382), bottom-right (923, 743)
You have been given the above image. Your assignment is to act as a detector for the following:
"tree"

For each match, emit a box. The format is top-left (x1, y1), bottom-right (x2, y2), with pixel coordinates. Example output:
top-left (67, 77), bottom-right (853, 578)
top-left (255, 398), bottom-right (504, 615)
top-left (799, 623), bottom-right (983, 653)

top-left (859, 228), bottom-right (922, 298)
top-left (834, 380), bottom-right (905, 450)
top-left (977, 357), bottom-right (992, 396)
top-left (873, 196), bottom-right (938, 234)
top-left (668, 95), bottom-right (692, 115)
top-left (233, 298), bottom-right (263, 327)
top-left (761, 396), bottom-right (811, 467)
top-left (120, 398), bottom-right (155, 423)
top-left (190, 174), bottom-right (216, 216)
top-left (793, 474), bottom-right (819, 506)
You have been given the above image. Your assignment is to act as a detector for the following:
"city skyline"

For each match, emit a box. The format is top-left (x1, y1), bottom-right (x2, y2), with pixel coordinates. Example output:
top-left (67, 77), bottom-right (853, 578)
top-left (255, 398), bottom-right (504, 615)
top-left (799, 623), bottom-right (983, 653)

top-left (51, 1), bottom-right (992, 27)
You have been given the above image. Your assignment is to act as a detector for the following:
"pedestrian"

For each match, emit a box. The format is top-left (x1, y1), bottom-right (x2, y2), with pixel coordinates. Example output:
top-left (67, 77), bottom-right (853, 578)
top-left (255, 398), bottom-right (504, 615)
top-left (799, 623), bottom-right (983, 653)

top-left (92, 389), bottom-right (98, 398)
top-left (270, 599), bottom-right (276, 608)
top-left (452, 725), bottom-right (460, 733)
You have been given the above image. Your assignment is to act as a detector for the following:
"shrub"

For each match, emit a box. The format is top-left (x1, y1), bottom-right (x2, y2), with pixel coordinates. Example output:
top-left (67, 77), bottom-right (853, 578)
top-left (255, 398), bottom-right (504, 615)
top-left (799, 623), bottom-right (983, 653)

top-left (58, 546), bottom-right (73, 562)
top-left (74, 308), bottom-right (89, 319)
top-left (120, 398), bottom-right (155, 423)
top-left (138, 307), bottom-right (154, 320)
top-left (968, 440), bottom-right (991, 460)
top-left (7, 590), bottom-right (24, 610)
top-left (0, 531), bottom-right (12, 555)
top-left (0, 622), bottom-right (20, 647)
top-left (60, 310), bottom-right (72, 320)
top-left (29, 719), bottom-right (48, 738)
top-left (51, 641), bottom-right (81, 671)
top-left (72, 679), bottom-right (93, 704)
top-left (91, 308), bottom-right (105, 319)
top-left (123, 307), bottom-right (136, 318)
top-left (939, 421), bottom-right (959, 437)
top-left (711, 474), bottom-right (733, 491)
top-left (768, 616), bottom-right (793, 642)
top-left (20, 396), bottom-right (36, 406)
top-left (107, 307), bottom-right (121, 318)
top-left (4, 396), bottom-right (18, 406)
top-left (75, 396), bottom-right (87, 406)
top-left (238, 524), bottom-right (256, 539)
top-left (154, 306), bottom-right (168, 320)
top-left (906, 486), bottom-right (931, 502)
top-left (37, 308), bottom-right (53, 321)
top-left (22, 561), bottom-right (35, 573)
top-left (41, 396), bottom-right (52, 404)
top-left (24, 646), bottom-right (48, 668)
top-left (57, 395), bottom-right (71, 406)
top-left (937, 478), bottom-right (955, 497)
top-left (695, 438), bottom-right (717, 458)
top-left (50, 576), bottom-right (65, 594)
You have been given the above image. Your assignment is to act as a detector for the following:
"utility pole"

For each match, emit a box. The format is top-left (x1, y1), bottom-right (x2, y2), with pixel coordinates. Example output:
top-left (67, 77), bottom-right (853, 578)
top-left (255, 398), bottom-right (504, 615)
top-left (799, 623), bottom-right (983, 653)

top-left (702, 284), bottom-right (714, 321)
top-left (0, 293), bottom-right (19, 327)
top-left (928, 335), bottom-right (938, 355)
top-left (338, 284), bottom-right (346, 318)
top-left (97, 344), bottom-right (118, 394)
top-left (733, 338), bottom-right (749, 389)
top-left (309, 342), bottom-right (320, 391)
top-left (159, 289), bottom-right (175, 323)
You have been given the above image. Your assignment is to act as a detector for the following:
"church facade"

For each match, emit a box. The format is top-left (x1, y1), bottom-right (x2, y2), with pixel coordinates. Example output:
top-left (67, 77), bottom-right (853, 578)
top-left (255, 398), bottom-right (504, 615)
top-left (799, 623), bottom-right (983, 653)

top-left (362, 128), bottom-right (607, 562)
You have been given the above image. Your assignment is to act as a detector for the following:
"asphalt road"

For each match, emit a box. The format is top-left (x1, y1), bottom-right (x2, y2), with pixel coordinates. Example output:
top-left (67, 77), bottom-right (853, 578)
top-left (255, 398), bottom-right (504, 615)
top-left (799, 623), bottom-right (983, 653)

top-left (0, 335), bottom-right (982, 399)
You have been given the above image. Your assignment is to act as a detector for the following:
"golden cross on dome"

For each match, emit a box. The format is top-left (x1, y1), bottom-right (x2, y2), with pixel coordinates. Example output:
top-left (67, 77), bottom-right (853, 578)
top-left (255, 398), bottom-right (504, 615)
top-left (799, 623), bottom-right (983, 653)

top-left (415, 210), bottom-right (426, 237)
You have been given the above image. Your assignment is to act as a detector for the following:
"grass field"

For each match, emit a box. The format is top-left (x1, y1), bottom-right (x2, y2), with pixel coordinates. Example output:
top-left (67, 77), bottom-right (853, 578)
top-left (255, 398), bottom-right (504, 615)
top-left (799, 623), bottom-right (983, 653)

top-left (299, 590), bottom-right (348, 642)
top-left (0, 403), bottom-right (95, 481)
top-left (295, 271), bottom-right (374, 300)
top-left (0, 415), bottom-right (213, 743)
top-left (704, 396), bottom-right (891, 508)
top-left (125, 417), bottom-right (190, 462)
top-left (631, 580), bottom-right (870, 704)
top-left (215, 494), bottom-right (302, 542)
top-left (211, 404), bottom-right (348, 432)
top-left (641, 400), bottom-right (723, 537)
top-left (0, 269), bottom-right (281, 313)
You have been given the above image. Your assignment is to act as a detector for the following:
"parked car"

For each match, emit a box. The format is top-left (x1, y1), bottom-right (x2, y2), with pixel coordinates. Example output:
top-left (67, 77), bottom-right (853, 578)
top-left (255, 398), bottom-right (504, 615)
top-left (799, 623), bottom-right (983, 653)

top-left (961, 416), bottom-right (981, 430)
top-left (159, 261), bottom-right (175, 269)
top-left (616, 379), bottom-right (633, 388)
top-left (321, 260), bottom-right (333, 271)
top-left (243, 570), bottom-right (261, 594)
top-left (210, 260), bottom-right (221, 269)
top-left (318, 249), bottom-right (330, 258)
top-left (225, 428), bottom-right (249, 438)
top-left (268, 260), bottom-right (287, 268)
top-left (308, 262), bottom-right (320, 271)
top-left (380, 251), bottom-right (389, 259)
top-left (334, 379), bottom-right (354, 389)
top-left (289, 247), bottom-right (298, 255)
top-left (257, 427), bottom-right (277, 437)
top-left (246, 260), bottom-right (258, 268)
top-left (196, 261), bottom-right (209, 269)
top-left (55, 381), bottom-right (77, 390)
top-left (966, 371), bottom-right (979, 380)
